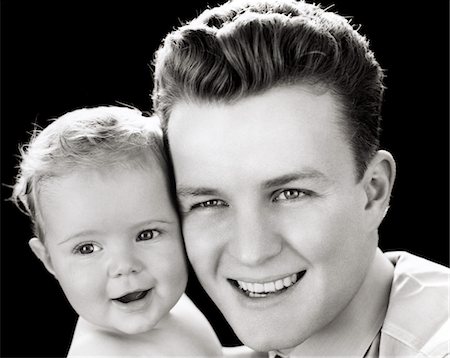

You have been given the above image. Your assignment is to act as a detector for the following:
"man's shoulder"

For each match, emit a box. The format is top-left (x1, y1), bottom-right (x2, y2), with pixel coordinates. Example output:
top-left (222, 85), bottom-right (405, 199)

top-left (385, 250), bottom-right (449, 277)
top-left (381, 251), bottom-right (449, 357)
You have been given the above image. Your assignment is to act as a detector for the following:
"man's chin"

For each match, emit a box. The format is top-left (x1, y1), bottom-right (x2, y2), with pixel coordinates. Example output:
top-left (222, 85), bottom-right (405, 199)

top-left (234, 325), bottom-right (305, 353)
top-left (217, 300), bottom-right (308, 352)
top-left (241, 337), bottom-right (302, 353)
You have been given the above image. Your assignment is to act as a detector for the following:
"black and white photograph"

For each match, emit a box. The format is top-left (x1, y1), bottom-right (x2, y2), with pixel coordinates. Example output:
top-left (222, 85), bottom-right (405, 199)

top-left (1, 1), bottom-right (448, 357)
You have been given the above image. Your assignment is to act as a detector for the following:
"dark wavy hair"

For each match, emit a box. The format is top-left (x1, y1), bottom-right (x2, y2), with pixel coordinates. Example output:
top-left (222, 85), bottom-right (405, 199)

top-left (152, 0), bottom-right (385, 180)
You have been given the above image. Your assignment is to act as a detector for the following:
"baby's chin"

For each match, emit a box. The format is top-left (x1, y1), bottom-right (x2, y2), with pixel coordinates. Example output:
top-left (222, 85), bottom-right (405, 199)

top-left (88, 315), bottom-right (159, 336)
top-left (109, 320), bottom-right (157, 336)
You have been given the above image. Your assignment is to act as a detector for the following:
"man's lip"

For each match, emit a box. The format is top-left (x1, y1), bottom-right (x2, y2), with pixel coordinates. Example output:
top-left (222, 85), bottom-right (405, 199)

top-left (229, 270), bottom-right (307, 285)
top-left (228, 270), bottom-right (307, 295)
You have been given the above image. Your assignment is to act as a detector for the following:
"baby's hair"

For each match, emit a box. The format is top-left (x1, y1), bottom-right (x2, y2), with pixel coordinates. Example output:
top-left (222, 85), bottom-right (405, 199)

top-left (12, 106), bottom-right (169, 241)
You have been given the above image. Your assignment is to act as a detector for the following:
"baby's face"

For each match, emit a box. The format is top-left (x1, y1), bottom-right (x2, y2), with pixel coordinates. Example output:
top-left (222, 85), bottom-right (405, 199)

top-left (37, 166), bottom-right (187, 335)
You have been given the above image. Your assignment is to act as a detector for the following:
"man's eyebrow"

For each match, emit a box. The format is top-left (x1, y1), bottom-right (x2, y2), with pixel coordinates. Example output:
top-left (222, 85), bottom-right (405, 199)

top-left (176, 170), bottom-right (329, 198)
top-left (176, 187), bottom-right (219, 198)
top-left (262, 169), bottom-right (330, 189)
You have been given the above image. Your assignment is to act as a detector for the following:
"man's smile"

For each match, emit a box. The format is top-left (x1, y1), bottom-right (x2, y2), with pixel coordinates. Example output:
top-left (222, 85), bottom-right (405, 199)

top-left (229, 271), bottom-right (307, 298)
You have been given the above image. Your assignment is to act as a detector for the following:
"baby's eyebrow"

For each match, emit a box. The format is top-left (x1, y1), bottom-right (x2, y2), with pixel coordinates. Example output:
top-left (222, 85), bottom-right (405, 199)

top-left (176, 187), bottom-right (219, 198)
top-left (58, 230), bottom-right (100, 245)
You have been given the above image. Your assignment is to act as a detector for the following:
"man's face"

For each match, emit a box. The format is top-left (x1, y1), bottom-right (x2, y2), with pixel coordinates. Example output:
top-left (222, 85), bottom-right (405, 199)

top-left (168, 85), bottom-right (377, 351)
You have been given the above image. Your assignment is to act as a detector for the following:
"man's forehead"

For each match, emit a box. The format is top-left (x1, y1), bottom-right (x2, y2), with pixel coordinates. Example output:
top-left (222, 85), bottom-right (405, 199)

top-left (168, 85), bottom-right (354, 186)
top-left (168, 85), bottom-right (346, 137)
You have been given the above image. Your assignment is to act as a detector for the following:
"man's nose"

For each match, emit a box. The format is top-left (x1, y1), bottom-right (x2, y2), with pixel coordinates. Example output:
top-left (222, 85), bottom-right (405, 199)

top-left (107, 248), bottom-right (144, 278)
top-left (228, 207), bottom-right (282, 266)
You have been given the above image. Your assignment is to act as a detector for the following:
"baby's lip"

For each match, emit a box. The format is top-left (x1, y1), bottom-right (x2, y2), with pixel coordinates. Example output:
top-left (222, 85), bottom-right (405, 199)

top-left (112, 289), bottom-right (151, 304)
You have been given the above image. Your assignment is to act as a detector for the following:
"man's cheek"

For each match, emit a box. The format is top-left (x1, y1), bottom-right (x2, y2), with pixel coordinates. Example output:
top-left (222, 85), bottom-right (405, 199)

top-left (183, 221), bottom-right (210, 261)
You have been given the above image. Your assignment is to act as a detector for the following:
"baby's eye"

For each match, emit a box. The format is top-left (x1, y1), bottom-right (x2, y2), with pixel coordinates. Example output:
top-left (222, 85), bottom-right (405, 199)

top-left (73, 242), bottom-right (101, 255)
top-left (192, 199), bottom-right (228, 209)
top-left (137, 229), bottom-right (160, 241)
top-left (274, 189), bottom-right (306, 201)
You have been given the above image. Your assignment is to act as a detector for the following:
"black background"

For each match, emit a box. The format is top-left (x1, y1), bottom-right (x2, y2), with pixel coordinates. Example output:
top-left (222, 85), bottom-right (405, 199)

top-left (1, 1), bottom-right (448, 357)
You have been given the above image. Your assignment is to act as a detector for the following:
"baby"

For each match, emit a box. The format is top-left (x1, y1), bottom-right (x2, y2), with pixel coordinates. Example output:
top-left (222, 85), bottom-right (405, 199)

top-left (11, 106), bottom-right (223, 356)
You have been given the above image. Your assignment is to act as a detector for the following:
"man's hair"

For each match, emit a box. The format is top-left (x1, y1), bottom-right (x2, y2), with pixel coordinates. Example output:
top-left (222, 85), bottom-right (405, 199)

top-left (152, 0), bottom-right (385, 179)
top-left (12, 106), bottom-right (169, 240)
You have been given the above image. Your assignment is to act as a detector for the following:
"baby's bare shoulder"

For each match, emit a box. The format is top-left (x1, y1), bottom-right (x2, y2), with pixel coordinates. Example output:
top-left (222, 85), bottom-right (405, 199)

top-left (68, 318), bottom-right (140, 356)
top-left (68, 300), bottom-right (224, 357)
top-left (159, 294), bottom-right (223, 356)
top-left (67, 323), bottom-right (127, 356)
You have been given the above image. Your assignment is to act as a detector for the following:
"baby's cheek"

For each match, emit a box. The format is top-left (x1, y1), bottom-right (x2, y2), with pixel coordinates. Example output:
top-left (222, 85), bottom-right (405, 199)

top-left (57, 267), bottom-right (103, 318)
top-left (156, 243), bottom-right (188, 288)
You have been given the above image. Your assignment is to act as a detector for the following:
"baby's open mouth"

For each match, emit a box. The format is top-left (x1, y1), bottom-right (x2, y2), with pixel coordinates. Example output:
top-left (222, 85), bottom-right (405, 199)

top-left (230, 270), bottom-right (306, 298)
top-left (113, 289), bottom-right (150, 304)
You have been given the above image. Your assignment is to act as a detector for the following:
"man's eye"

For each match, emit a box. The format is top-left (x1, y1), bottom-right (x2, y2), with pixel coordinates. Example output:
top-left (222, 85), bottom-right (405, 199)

top-left (73, 242), bottom-right (101, 255)
top-left (192, 199), bottom-right (228, 209)
top-left (274, 189), bottom-right (306, 201)
top-left (137, 229), bottom-right (160, 241)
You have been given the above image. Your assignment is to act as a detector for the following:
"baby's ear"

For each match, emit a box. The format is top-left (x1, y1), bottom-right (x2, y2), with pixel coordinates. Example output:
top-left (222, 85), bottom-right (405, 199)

top-left (29, 238), bottom-right (56, 277)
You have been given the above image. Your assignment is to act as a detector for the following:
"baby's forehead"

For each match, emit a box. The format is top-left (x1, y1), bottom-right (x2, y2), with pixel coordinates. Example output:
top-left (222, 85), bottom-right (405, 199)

top-left (36, 163), bottom-right (175, 227)
top-left (39, 159), bottom-right (165, 190)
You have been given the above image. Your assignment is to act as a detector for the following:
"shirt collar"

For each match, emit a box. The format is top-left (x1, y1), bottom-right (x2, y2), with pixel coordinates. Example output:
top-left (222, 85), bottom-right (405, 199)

top-left (270, 248), bottom-right (394, 357)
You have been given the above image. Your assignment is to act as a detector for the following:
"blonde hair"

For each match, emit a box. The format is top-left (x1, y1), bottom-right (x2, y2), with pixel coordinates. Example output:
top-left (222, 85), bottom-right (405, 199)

top-left (12, 106), bottom-right (169, 240)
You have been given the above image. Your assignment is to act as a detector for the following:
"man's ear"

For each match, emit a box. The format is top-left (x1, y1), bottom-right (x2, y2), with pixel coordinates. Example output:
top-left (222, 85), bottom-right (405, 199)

top-left (29, 237), bottom-right (56, 277)
top-left (363, 150), bottom-right (396, 230)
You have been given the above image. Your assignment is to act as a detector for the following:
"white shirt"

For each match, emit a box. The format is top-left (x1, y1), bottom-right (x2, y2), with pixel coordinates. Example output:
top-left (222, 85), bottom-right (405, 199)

top-left (269, 250), bottom-right (449, 357)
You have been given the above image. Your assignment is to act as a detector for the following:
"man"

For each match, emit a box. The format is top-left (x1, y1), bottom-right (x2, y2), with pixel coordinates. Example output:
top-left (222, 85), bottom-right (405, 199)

top-left (152, 0), bottom-right (449, 356)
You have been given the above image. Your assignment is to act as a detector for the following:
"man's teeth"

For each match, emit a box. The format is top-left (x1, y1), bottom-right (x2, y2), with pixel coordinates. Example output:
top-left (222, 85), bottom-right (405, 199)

top-left (237, 273), bottom-right (300, 294)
